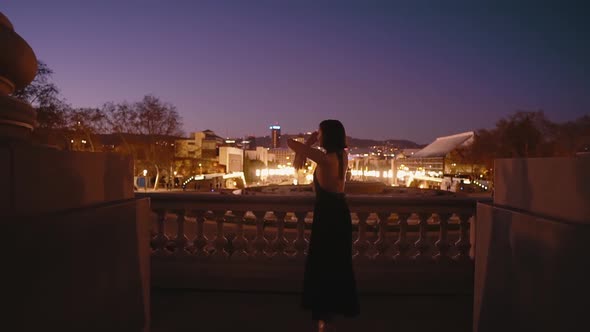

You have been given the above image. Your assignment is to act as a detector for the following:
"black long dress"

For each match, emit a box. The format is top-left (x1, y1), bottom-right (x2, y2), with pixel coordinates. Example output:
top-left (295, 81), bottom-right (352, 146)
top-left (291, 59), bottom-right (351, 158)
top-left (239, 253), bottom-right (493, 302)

top-left (302, 155), bottom-right (360, 320)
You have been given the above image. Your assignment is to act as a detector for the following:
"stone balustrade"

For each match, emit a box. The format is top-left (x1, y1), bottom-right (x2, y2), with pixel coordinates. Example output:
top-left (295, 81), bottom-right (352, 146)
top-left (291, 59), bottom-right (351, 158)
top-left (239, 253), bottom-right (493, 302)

top-left (138, 192), bottom-right (484, 294)
top-left (139, 192), bottom-right (482, 262)
top-left (139, 192), bottom-right (480, 262)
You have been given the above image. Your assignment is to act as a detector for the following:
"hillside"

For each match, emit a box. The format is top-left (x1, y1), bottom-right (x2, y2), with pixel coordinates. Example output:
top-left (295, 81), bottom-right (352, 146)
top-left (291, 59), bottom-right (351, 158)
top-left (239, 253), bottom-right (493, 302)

top-left (253, 134), bottom-right (422, 149)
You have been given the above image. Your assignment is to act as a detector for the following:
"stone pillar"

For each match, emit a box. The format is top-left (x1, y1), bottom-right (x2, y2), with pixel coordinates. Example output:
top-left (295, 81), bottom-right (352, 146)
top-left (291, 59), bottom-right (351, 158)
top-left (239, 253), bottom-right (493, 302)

top-left (1, 12), bottom-right (150, 331)
top-left (0, 12), bottom-right (38, 140)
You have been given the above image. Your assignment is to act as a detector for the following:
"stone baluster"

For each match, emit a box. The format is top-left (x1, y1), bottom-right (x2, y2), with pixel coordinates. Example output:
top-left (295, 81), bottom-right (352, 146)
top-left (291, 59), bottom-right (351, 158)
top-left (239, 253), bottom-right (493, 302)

top-left (374, 212), bottom-right (391, 261)
top-left (211, 210), bottom-right (229, 258)
top-left (434, 213), bottom-right (452, 262)
top-left (353, 212), bottom-right (370, 260)
top-left (393, 213), bottom-right (411, 263)
top-left (252, 211), bottom-right (269, 258)
top-left (293, 211), bottom-right (309, 258)
top-left (231, 210), bottom-right (249, 259)
top-left (454, 213), bottom-right (472, 262)
top-left (173, 209), bottom-right (189, 256)
top-left (264, 212), bottom-right (276, 256)
top-left (152, 209), bottom-right (170, 256)
top-left (271, 211), bottom-right (289, 259)
top-left (192, 210), bottom-right (209, 257)
top-left (413, 213), bottom-right (432, 262)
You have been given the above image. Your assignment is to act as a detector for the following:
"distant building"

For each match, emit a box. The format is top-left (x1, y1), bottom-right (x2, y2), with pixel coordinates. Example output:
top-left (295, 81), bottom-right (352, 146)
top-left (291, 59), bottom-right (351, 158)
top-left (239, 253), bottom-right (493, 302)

top-left (243, 136), bottom-right (257, 150)
top-left (390, 131), bottom-right (484, 189)
top-left (403, 131), bottom-right (475, 174)
top-left (399, 149), bottom-right (420, 158)
top-left (175, 129), bottom-right (224, 160)
top-left (270, 125), bottom-right (281, 148)
top-left (245, 146), bottom-right (269, 166)
top-left (269, 147), bottom-right (295, 166)
top-left (222, 138), bottom-right (240, 148)
top-left (219, 146), bottom-right (244, 173)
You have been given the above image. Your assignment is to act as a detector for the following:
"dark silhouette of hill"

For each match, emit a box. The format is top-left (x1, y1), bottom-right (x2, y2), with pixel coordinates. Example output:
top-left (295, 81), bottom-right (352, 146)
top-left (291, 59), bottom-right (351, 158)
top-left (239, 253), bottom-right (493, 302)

top-left (347, 137), bottom-right (423, 149)
top-left (254, 134), bottom-right (422, 149)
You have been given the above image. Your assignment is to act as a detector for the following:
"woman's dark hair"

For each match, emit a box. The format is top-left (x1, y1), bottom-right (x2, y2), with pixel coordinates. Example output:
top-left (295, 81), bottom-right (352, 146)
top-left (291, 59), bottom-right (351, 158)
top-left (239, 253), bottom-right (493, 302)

top-left (319, 119), bottom-right (347, 153)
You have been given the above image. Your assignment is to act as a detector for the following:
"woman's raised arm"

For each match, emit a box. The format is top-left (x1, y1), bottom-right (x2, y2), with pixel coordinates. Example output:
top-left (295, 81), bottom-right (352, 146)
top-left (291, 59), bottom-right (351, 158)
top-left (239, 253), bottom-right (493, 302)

top-left (287, 137), bottom-right (325, 167)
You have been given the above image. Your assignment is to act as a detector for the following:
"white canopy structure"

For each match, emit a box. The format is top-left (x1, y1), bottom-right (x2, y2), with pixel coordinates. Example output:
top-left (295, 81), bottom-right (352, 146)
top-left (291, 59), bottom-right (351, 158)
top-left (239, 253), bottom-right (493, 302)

top-left (412, 131), bottom-right (474, 158)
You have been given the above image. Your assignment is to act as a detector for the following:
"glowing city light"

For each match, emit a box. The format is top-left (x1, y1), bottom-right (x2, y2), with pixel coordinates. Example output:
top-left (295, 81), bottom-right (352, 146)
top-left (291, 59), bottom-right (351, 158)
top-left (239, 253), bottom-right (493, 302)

top-left (255, 167), bottom-right (296, 177)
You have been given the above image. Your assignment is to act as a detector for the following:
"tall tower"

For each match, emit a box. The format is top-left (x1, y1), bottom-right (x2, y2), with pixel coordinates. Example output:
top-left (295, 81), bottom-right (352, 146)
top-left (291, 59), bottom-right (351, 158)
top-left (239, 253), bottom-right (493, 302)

top-left (270, 125), bottom-right (281, 148)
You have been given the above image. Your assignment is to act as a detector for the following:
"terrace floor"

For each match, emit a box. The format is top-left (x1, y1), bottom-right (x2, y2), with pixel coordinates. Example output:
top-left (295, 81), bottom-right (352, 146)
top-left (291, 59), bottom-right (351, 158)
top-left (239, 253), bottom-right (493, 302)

top-left (151, 288), bottom-right (473, 332)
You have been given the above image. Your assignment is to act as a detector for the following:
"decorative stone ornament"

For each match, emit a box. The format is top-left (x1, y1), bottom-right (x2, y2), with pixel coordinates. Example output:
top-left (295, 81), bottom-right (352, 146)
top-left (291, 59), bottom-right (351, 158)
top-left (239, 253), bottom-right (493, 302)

top-left (0, 11), bottom-right (38, 139)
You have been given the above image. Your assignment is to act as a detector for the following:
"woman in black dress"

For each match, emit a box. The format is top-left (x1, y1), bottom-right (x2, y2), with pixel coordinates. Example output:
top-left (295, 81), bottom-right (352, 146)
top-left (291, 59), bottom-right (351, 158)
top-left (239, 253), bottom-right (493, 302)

top-left (287, 119), bottom-right (360, 331)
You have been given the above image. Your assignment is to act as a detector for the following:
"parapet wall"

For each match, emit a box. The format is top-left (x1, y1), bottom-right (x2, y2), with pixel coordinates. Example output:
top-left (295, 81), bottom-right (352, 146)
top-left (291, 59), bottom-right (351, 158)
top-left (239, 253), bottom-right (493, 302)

top-left (474, 157), bottom-right (590, 332)
top-left (1, 142), bottom-right (133, 216)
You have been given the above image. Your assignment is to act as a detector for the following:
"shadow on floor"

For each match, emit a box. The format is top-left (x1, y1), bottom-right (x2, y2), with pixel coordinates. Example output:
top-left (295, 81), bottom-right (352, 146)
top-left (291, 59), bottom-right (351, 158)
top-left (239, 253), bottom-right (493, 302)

top-left (151, 288), bottom-right (472, 332)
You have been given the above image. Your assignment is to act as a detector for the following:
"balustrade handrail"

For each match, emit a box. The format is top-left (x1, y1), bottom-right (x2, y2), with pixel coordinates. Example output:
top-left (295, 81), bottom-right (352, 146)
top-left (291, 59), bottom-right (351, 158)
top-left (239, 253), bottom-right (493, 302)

top-left (136, 192), bottom-right (488, 214)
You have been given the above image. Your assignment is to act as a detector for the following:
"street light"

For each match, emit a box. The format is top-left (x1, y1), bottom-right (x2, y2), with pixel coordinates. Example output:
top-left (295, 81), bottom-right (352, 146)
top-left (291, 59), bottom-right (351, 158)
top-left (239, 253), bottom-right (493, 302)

top-left (143, 169), bottom-right (148, 192)
top-left (173, 171), bottom-right (177, 189)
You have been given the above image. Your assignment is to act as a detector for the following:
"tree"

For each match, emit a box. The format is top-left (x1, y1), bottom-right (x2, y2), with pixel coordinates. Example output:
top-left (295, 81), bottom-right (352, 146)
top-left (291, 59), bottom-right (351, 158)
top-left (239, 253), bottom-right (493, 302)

top-left (13, 61), bottom-right (58, 105)
top-left (495, 111), bottom-right (554, 158)
top-left (67, 107), bottom-right (108, 151)
top-left (466, 129), bottom-right (499, 171)
top-left (103, 96), bottom-right (182, 137)
top-left (103, 95), bottom-right (183, 189)
top-left (13, 61), bottom-right (70, 130)
top-left (134, 95), bottom-right (182, 137)
top-left (466, 111), bottom-right (557, 167)
top-left (552, 115), bottom-right (590, 156)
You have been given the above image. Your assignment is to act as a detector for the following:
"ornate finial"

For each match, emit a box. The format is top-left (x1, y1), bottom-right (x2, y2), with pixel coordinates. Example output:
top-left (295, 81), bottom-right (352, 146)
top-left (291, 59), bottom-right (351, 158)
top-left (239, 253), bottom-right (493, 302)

top-left (0, 11), bottom-right (38, 139)
top-left (0, 12), bottom-right (37, 95)
top-left (0, 12), bottom-right (14, 31)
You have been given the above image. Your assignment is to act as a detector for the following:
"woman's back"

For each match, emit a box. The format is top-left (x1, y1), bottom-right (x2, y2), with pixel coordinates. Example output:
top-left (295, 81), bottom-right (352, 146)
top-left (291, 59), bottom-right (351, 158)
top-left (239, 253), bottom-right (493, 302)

top-left (314, 151), bottom-right (348, 193)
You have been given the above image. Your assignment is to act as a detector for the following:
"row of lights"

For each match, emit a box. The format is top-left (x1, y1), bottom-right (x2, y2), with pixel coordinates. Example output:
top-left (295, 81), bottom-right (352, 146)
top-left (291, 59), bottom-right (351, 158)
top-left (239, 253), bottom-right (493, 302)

top-left (254, 168), bottom-right (314, 184)
top-left (141, 169), bottom-right (177, 177)
top-left (255, 167), bottom-right (296, 177)
top-left (350, 169), bottom-right (394, 178)
top-left (182, 175), bottom-right (205, 187)
top-left (472, 180), bottom-right (489, 191)
top-left (396, 169), bottom-right (443, 180)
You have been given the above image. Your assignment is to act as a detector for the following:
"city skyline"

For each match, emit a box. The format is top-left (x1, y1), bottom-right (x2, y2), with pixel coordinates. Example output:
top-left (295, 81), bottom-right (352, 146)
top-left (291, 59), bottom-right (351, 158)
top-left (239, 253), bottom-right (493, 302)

top-left (3, 1), bottom-right (589, 144)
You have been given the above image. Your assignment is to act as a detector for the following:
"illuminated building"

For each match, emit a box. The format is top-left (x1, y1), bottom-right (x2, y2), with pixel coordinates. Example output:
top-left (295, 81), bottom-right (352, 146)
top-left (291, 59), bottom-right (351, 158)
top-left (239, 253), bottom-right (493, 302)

top-left (270, 125), bottom-right (281, 148)
top-left (175, 129), bottom-right (224, 159)
top-left (245, 147), bottom-right (269, 166)
top-left (268, 148), bottom-right (295, 167)
top-left (219, 146), bottom-right (244, 173)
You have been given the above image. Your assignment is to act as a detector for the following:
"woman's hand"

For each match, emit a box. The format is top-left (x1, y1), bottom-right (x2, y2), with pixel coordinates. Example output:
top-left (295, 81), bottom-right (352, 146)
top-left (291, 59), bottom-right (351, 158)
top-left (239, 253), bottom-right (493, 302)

top-left (305, 131), bottom-right (318, 146)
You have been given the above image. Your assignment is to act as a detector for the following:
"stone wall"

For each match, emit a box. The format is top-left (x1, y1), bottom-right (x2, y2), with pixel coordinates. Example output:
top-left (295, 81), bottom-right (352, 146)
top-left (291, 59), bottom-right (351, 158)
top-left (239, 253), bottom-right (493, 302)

top-left (474, 157), bottom-right (590, 332)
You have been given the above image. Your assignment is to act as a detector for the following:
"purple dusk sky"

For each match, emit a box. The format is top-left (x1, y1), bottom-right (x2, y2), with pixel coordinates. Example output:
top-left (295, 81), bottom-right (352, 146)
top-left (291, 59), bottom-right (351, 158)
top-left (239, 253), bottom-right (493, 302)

top-left (3, 1), bottom-right (588, 144)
